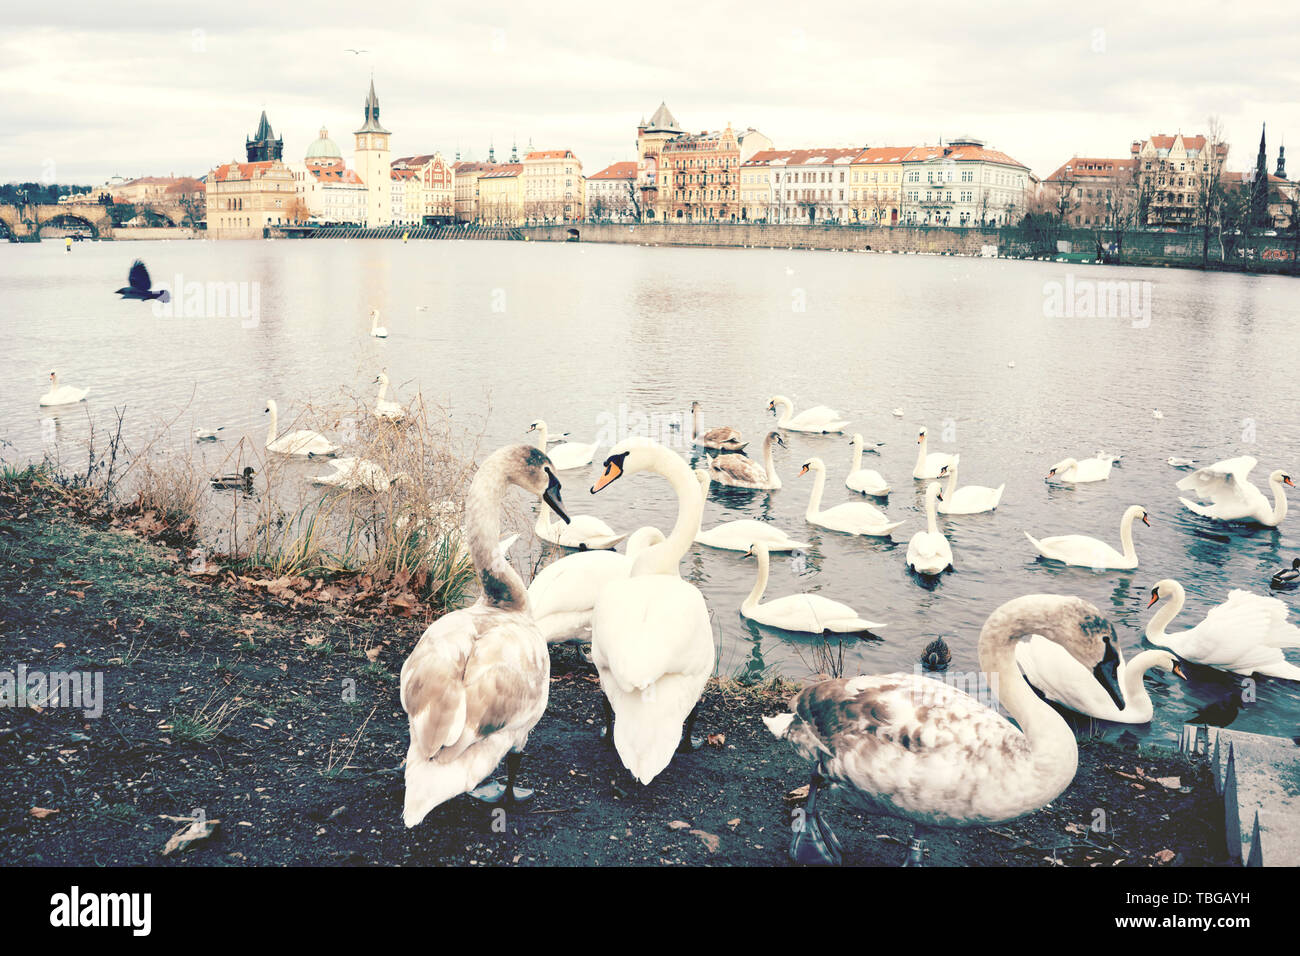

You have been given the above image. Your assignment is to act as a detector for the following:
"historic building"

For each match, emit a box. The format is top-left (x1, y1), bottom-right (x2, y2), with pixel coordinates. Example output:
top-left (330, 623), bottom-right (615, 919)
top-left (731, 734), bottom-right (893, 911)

top-left (1042, 157), bottom-right (1138, 227)
top-left (1130, 133), bottom-right (1228, 228)
top-left (389, 165), bottom-right (420, 225)
top-left (452, 161), bottom-right (500, 223)
top-left (353, 79), bottom-right (391, 228)
top-left (659, 125), bottom-right (740, 221)
top-left (246, 111), bottom-right (283, 163)
top-left (521, 149), bottom-right (584, 223)
top-left (585, 161), bottom-right (638, 221)
top-left (288, 127), bottom-right (367, 225)
top-left (848, 146), bottom-right (912, 225)
top-left (477, 163), bottom-right (523, 225)
top-left (206, 158), bottom-right (297, 238)
top-left (899, 139), bottom-right (1031, 226)
top-left (740, 147), bottom-right (860, 223)
top-left (635, 102), bottom-right (681, 221)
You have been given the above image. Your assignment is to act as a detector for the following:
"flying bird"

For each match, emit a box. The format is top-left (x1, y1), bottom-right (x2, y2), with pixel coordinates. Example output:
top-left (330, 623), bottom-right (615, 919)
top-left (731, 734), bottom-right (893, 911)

top-left (115, 260), bottom-right (169, 302)
top-left (344, 48), bottom-right (368, 54)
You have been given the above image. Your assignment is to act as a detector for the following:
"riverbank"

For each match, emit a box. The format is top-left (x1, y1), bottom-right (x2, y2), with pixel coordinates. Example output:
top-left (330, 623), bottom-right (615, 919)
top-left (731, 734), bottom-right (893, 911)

top-left (0, 472), bottom-right (1230, 866)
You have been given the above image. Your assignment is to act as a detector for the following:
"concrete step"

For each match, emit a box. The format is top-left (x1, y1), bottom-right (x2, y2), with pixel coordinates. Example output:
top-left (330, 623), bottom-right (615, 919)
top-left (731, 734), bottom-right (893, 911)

top-left (1181, 724), bottom-right (1300, 866)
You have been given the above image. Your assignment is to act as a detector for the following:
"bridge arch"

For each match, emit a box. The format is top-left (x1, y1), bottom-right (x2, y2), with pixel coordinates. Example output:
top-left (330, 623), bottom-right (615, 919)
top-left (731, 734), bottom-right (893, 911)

top-left (37, 213), bottom-right (101, 238)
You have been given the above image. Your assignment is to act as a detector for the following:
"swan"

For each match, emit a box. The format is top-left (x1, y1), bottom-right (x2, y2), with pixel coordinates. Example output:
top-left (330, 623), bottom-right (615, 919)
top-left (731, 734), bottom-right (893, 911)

top-left (935, 455), bottom-right (1004, 515)
top-left (1016, 637), bottom-right (1183, 723)
top-left (691, 401), bottom-right (745, 452)
top-left (264, 399), bottom-right (339, 457)
top-left (534, 502), bottom-right (627, 551)
top-left (1025, 504), bottom-right (1148, 570)
top-left (527, 527), bottom-right (666, 644)
top-left (741, 542), bottom-right (887, 634)
top-left (913, 427), bottom-right (956, 479)
top-left (400, 444), bottom-right (570, 826)
top-left (1145, 579), bottom-right (1300, 680)
top-left (693, 469), bottom-right (807, 552)
top-left (846, 434), bottom-right (890, 496)
top-left (709, 431), bottom-right (785, 490)
top-left (1094, 450), bottom-right (1123, 466)
top-left (763, 594), bottom-right (1125, 865)
top-left (1167, 457), bottom-right (1196, 468)
top-left (892, 408), bottom-right (904, 418)
top-left (310, 457), bottom-right (407, 493)
top-left (372, 373), bottom-right (405, 421)
top-left (906, 482), bottom-right (953, 575)
top-left (210, 466), bottom-right (255, 489)
top-left (194, 427), bottom-right (224, 441)
top-left (1045, 456), bottom-right (1112, 483)
top-left (528, 420), bottom-right (597, 471)
top-left (40, 371), bottom-right (89, 406)
top-left (767, 395), bottom-right (849, 434)
top-left (1176, 457), bottom-right (1292, 526)
top-left (589, 439), bottom-right (716, 785)
top-left (369, 308), bottom-right (388, 338)
top-left (1153, 409), bottom-right (1163, 419)
top-left (1272, 558), bottom-right (1300, 590)
top-left (801, 458), bottom-right (902, 537)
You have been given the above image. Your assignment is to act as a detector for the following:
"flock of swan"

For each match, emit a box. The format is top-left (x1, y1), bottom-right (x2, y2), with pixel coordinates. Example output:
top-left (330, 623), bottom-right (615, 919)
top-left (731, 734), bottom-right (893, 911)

top-left (389, 393), bottom-right (1300, 866)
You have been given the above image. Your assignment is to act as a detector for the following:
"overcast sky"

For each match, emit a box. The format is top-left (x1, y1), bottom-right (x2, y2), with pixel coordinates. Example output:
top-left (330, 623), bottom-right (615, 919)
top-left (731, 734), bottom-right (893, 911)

top-left (2, 1), bottom-right (1297, 186)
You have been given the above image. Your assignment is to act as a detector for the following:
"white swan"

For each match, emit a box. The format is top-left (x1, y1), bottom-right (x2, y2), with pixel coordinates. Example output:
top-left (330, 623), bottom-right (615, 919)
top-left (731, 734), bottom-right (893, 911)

top-left (194, 427), bottom-right (224, 441)
top-left (935, 455), bottom-right (1004, 515)
top-left (741, 542), bottom-right (887, 634)
top-left (801, 458), bottom-right (902, 537)
top-left (264, 399), bottom-right (339, 457)
top-left (1025, 504), bottom-right (1148, 570)
top-left (693, 469), bottom-right (807, 552)
top-left (845, 433), bottom-right (890, 496)
top-left (1145, 579), bottom-right (1300, 680)
top-left (528, 420), bottom-right (597, 471)
top-left (534, 502), bottom-right (627, 551)
top-left (527, 527), bottom-right (666, 644)
top-left (691, 401), bottom-right (745, 451)
top-left (763, 594), bottom-right (1126, 864)
top-left (906, 482), bottom-right (953, 575)
top-left (1016, 637), bottom-right (1183, 723)
top-left (1045, 456), bottom-right (1112, 483)
top-left (369, 308), bottom-right (388, 338)
top-left (400, 443), bottom-right (569, 826)
top-left (40, 371), bottom-right (89, 406)
top-left (913, 427), bottom-right (957, 479)
top-left (1176, 457), bottom-right (1292, 526)
top-left (767, 394), bottom-right (849, 433)
top-left (709, 430), bottom-right (785, 490)
top-left (589, 439), bottom-right (715, 785)
top-left (372, 372), bottom-right (405, 421)
top-left (1167, 457), bottom-right (1196, 468)
top-left (309, 457), bottom-right (406, 492)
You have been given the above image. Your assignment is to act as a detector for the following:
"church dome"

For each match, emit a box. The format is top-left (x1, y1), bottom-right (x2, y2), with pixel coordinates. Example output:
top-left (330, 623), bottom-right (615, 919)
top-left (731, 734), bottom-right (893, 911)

top-left (306, 127), bottom-right (342, 161)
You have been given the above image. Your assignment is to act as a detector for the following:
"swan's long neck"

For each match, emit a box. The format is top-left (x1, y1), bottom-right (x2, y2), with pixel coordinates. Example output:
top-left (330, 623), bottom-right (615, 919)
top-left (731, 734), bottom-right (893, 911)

top-left (533, 423), bottom-right (548, 449)
top-left (1118, 508), bottom-right (1139, 561)
top-left (633, 449), bottom-right (704, 576)
top-left (915, 435), bottom-right (928, 473)
top-left (533, 507), bottom-right (551, 537)
top-left (466, 453), bottom-right (527, 609)
top-left (743, 548), bottom-right (769, 611)
top-left (376, 378), bottom-right (389, 402)
top-left (1146, 584), bottom-right (1184, 644)
top-left (806, 466), bottom-right (825, 519)
top-left (851, 440), bottom-right (863, 472)
top-left (266, 404), bottom-right (278, 445)
top-left (944, 461), bottom-right (959, 497)
top-left (692, 405), bottom-right (700, 440)
top-left (775, 400), bottom-right (792, 427)
top-left (1119, 651), bottom-right (1165, 715)
top-left (926, 489), bottom-right (939, 534)
top-left (763, 438), bottom-right (779, 486)
top-left (1269, 478), bottom-right (1289, 526)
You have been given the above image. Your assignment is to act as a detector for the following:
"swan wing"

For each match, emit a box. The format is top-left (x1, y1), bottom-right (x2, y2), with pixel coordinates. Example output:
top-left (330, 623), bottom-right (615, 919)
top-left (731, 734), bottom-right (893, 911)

top-left (528, 551), bottom-right (629, 619)
top-left (909, 530), bottom-right (950, 562)
top-left (846, 469), bottom-right (889, 495)
top-left (1030, 534), bottom-right (1124, 567)
top-left (1176, 457), bottom-right (1262, 517)
top-left (699, 425), bottom-right (741, 445)
top-left (591, 577), bottom-right (714, 694)
top-left (710, 453), bottom-right (766, 485)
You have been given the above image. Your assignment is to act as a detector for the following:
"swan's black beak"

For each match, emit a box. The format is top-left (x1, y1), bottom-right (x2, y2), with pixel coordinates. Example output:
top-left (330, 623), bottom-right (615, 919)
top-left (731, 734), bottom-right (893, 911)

top-left (1093, 639), bottom-right (1124, 709)
top-left (542, 469), bottom-right (569, 524)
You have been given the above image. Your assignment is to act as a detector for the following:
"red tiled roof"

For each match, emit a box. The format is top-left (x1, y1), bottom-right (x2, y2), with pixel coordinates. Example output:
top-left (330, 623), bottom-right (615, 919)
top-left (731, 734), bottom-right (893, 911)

top-left (588, 161), bottom-right (637, 180)
top-left (210, 161), bottom-right (282, 181)
top-left (1044, 158), bottom-right (1136, 181)
top-left (851, 146), bottom-right (915, 164)
top-left (743, 147), bottom-right (862, 167)
top-left (480, 164), bottom-right (523, 179)
top-left (453, 162), bottom-right (499, 174)
top-left (390, 168), bottom-right (420, 181)
top-left (524, 150), bottom-right (575, 160)
top-left (902, 144), bottom-right (1028, 168)
top-left (309, 167), bottom-right (364, 185)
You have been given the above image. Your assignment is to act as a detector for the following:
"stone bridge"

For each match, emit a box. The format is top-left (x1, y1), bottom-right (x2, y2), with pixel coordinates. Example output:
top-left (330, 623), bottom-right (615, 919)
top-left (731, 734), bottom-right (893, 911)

top-left (0, 203), bottom-right (116, 241)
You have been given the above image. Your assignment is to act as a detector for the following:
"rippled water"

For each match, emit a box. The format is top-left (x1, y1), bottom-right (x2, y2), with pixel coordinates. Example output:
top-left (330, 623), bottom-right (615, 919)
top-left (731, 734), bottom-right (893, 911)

top-left (4, 237), bottom-right (1299, 745)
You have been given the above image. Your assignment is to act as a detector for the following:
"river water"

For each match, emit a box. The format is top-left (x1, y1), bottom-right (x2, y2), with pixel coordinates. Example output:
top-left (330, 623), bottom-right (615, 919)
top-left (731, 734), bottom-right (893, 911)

top-left (3, 236), bottom-right (1299, 745)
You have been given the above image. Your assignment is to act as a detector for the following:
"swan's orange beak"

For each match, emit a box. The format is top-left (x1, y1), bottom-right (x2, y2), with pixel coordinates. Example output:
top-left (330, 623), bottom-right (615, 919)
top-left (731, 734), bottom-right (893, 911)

top-left (916, 435), bottom-right (923, 444)
top-left (1141, 514), bottom-right (1151, 526)
top-left (591, 460), bottom-right (622, 493)
top-left (1046, 469), bottom-right (1056, 479)
top-left (1285, 476), bottom-right (1295, 487)
top-left (1172, 661), bottom-right (1187, 680)
top-left (799, 465), bottom-right (809, 476)
top-left (1147, 591), bottom-right (1160, 608)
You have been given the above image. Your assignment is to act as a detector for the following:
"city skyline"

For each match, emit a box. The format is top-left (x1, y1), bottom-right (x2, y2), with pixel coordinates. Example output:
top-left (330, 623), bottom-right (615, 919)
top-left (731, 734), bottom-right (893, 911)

top-left (2, 1), bottom-right (1298, 186)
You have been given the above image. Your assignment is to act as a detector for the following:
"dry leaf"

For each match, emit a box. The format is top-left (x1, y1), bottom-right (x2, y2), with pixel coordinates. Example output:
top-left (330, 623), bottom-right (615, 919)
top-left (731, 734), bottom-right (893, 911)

top-left (706, 733), bottom-right (726, 749)
top-left (667, 820), bottom-right (690, 830)
top-left (783, 784), bottom-right (810, 805)
top-left (30, 807), bottom-right (59, 819)
top-left (689, 829), bottom-right (720, 853)
top-left (161, 816), bottom-right (220, 856)
top-left (364, 646), bottom-right (383, 662)
top-left (1153, 849), bottom-right (1176, 864)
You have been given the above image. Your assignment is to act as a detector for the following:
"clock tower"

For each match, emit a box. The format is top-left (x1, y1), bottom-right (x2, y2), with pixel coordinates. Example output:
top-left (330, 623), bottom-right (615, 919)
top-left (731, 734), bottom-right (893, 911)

top-left (354, 78), bottom-right (392, 228)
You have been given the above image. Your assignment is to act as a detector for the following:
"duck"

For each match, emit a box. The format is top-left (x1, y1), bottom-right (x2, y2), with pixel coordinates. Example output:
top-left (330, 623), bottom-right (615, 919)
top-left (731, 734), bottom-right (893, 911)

top-left (690, 400), bottom-right (745, 452)
top-left (762, 594), bottom-right (1126, 864)
top-left (372, 372), bottom-right (405, 421)
top-left (194, 427), bottom-right (224, 442)
top-left (1153, 409), bottom-right (1164, 420)
top-left (1145, 579), bottom-right (1300, 680)
top-left (589, 438), bottom-right (716, 785)
top-left (1176, 457), bottom-right (1292, 527)
top-left (210, 466), bottom-right (255, 489)
top-left (892, 408), bottom-right (904, 418)
top-left (741, 542), bottom-right (887, 634)
top-left (527, 420), bottom-right (597, 471)
top-left (1016, 637), bottom-right (1184, 723)
top-left (39, 371), bottom-right (89, 406)
top-left (913, 427), bottom-right (957, 479)
top-left (527, 527), bottom-right (667, 644)
top-left (309, 457), bottom-right (407, 493)
top-left (767, 395), bottom-right (849, 433)
top-left (400, 443), bottom-right (569, 826)
top-left (921, 636), bottom-right (951, 670)
top-left (1167, 457), bottom-right (1196, 468)
top-left (1025, 505), bottom-right (1149, 570)
top-left (369, 308), bottom-right (388, 338)
top-left (1046, 456), bottom-right (1112, 483)
top-left (1271, 558), bottom-right (1300, 590)
top-left (264, 399), bottom-right (339, 457)
top-left (693, 469), bottom-right (808, 552)
top-left (709, 430), bottom-right (785, 490)
top-left (534, 502), bottom-right (627, 551)
top-left (906, 482), bottom-right (953, 575)
top-left (801, 458), bottom-right (902, 537)
top-left (935, 455), bottom-right (1004, 515)
top-left (845, 433), bottom-right (890, 496)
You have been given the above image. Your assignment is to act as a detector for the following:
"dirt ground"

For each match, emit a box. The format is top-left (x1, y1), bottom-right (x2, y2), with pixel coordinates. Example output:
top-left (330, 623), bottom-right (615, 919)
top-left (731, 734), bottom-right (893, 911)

top-left (0, 491), bottom-right (1230, 867)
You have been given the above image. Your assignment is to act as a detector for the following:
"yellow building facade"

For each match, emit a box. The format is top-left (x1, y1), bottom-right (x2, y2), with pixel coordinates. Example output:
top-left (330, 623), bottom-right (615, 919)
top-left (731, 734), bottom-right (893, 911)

top-left (477, 164), bottom-right (523, 225)
top-left (849, 146), bottom-right (911, 225)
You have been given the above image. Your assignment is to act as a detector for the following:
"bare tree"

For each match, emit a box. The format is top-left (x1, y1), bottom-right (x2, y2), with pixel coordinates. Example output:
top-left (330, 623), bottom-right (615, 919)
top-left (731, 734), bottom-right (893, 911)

top-left (1196, 116), bottom-right (1228, 269)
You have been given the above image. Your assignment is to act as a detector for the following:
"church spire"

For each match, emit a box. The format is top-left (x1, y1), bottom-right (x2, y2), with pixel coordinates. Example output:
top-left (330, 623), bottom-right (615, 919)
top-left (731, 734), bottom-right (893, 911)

top-left (354, 76), bottom-right (390, 135)
top-left (488, 138), bottom-right (496, 163)
top-left (1250, 123), bottom-right (1271, 229)
top-left (1277, 140), bottom-right (1287, 180)
top-left (246, 109), bottom-right (283, 162)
